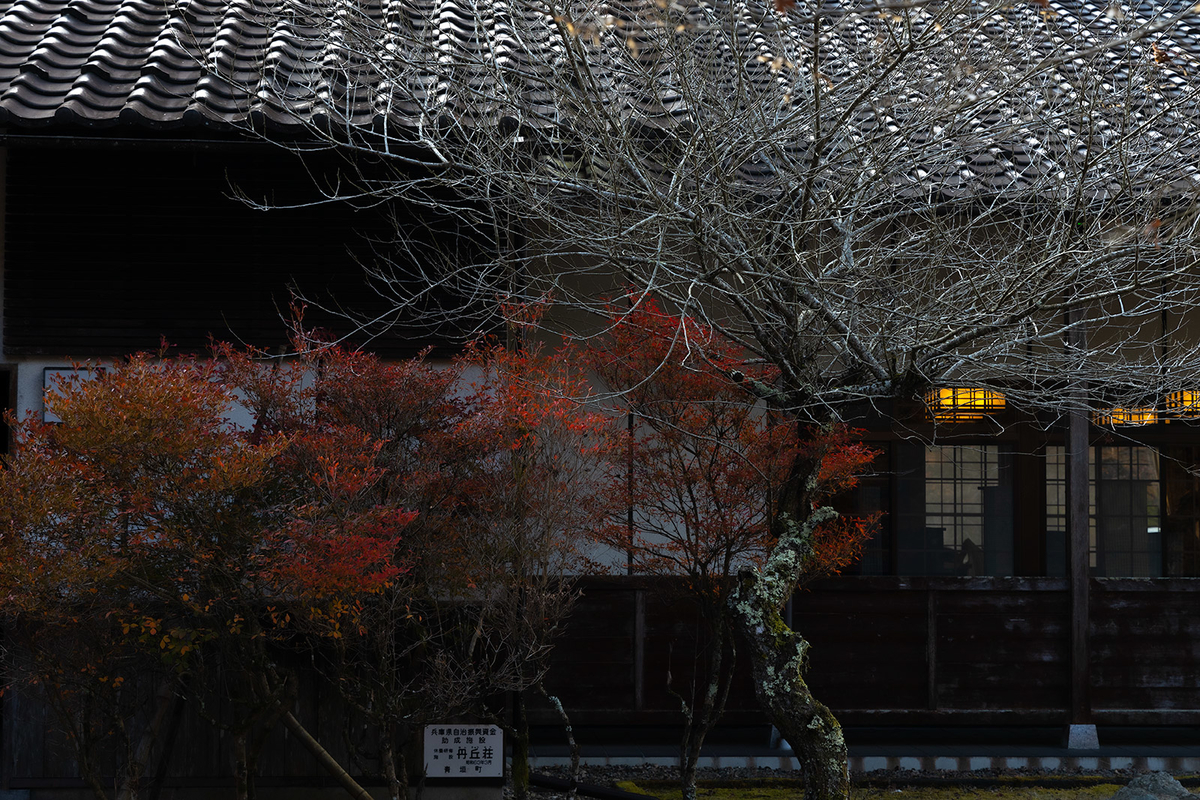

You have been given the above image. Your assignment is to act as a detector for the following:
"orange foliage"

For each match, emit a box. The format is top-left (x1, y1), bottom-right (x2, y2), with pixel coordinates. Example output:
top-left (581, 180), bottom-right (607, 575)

top-left (0, 338), bottom-right (615, 793)
top-left (587, 297), bottom-right (877, 589)
top-left (795, 425), bottom-right (881, 584)
top-left (0, 355), bottom-right (411, 658)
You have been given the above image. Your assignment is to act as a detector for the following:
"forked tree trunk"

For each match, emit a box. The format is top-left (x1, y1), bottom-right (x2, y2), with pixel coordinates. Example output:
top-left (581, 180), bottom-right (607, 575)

top-left (115, 678), bottom-right (178, 800)
top-left (727, 507), bottom-right (850, 800)
top-left (675, 616), bottom-right (735, 800)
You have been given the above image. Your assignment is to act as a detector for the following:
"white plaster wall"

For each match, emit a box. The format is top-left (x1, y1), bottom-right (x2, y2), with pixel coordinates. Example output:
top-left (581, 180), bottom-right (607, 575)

top-left (14, 357), bottom-right (282, 427)
top-left (14, 358), bottom-right (105, 422)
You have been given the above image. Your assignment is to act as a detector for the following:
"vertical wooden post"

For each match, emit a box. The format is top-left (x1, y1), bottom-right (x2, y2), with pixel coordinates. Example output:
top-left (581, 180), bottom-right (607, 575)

top-left (1068, 408), bottom-right (1090, 724)
top-left (634, 588), bottom-right (646, 710)
top-left (1067, 311), bottom-right (1091, 726)
top-left (627, 411), bottom-right (635, 576)
top-left (926, 589), bottom-right (938, 711)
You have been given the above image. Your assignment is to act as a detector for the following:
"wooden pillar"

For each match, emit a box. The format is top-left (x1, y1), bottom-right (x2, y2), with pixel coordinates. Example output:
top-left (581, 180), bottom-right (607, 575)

top-left (926, 589), bottom-right (938, 711)
top-left (1068, 407), bottom-right (1090, 724)
top-left (626, 412), bottom-right (635, 576)
top-left (633, 588), bottom-right (645, 710)
top-left (1067, 310), bottom-right (1091, 726)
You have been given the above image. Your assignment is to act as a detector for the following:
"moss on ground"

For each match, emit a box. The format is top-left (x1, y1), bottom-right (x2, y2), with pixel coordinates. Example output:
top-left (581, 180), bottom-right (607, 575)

top-left (615, 780), bottom-right (1127, 800)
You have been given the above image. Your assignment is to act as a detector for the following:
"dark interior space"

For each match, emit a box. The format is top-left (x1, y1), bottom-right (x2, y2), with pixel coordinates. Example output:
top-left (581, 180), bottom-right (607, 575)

top-left (4, 145), bottom-right (484, 358)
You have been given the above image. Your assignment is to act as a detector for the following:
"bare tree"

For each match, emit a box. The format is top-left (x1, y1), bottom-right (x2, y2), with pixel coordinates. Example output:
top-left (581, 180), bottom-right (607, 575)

top-left (186, 0), bottom-right (1200, 795)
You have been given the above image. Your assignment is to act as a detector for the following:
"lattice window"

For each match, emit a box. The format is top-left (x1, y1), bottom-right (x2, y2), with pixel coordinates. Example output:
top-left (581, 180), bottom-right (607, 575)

top-left (896, 444), bottom-right (1014, 576)
top-left (1044, 445), bottom-right (1166, 577)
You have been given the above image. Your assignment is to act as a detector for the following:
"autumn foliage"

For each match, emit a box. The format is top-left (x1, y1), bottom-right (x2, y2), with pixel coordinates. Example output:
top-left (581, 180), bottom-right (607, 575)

top-left (585, 298), bottom-right (877, 800)
top-left (588, 298), bottom-right (877, 588)
top-left (0, 336), bottom-right (613, 800)
top-left (0, 308), bottom-right (873, 800)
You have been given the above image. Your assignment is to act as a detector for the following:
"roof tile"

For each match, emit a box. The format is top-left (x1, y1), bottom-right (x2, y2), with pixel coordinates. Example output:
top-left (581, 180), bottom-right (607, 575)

top-left (0, 0), bottom-right (1197, 201)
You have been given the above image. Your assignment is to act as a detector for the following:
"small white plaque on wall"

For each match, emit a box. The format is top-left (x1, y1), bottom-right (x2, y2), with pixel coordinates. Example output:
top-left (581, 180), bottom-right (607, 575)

top-left (423, 724), bottom-right (504, 779)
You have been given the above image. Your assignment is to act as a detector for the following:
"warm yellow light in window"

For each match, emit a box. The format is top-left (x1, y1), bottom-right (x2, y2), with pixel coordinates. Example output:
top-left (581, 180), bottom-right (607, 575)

top-left (1093, 406), bottom-right (1158, 426)
top-left (925, 387), bottom-right (1006, 421)
top-left (1166, 390), bottom-right (1200, 420)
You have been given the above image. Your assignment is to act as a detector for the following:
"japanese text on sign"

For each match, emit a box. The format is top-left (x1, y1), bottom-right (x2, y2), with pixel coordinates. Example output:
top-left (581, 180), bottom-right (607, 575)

top-left (423, 725), bottom-right (503, 779)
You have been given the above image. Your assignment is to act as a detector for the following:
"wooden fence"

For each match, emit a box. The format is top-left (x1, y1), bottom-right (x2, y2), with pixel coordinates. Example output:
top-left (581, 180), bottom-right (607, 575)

top-left (5, 576), bottom-right (1200, 791)
top-left (539, 576), bottom-right (1200, 727)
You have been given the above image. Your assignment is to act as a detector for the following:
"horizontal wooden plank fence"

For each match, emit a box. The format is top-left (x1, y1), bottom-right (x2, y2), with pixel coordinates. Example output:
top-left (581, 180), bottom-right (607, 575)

top-left (5, 576), bottom-right (1200, 790)
top-left (540, 576), bottom-right (1200, 727)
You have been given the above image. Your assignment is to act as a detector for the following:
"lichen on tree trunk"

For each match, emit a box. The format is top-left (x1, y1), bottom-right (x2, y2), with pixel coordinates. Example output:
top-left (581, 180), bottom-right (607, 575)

top-left (728, 507), bottom-right (850, 800)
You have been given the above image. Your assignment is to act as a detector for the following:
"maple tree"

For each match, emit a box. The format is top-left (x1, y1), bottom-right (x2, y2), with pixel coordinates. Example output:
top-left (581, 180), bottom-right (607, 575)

top-left (213, 340), bottom-right (466, 800)
top-left (223, 331), bottom-right (613, 800)
top-left (587, 300), bottom-right (877, 800)
top-left (0, 338), bottom-right (610, 800)
top-left (1, 355), bottom-right (420, 800)
top-left (457, 334), bottom-right (615, 800)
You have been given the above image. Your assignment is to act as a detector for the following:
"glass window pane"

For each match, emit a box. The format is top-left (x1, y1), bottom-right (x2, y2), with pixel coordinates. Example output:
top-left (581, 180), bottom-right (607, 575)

top-left (1092, 446), bottom-right (1161, 577)
top-left (1162, 446), bottom-right (1200, 577)
top-left (1045, 446), bottom-right (1067, 577)
top-left (897, 444), bottom-right (1013, 576)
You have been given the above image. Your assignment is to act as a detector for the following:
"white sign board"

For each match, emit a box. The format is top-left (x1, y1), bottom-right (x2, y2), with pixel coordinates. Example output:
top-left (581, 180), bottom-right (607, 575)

top-left (424, 724), bottom-right (503, 779)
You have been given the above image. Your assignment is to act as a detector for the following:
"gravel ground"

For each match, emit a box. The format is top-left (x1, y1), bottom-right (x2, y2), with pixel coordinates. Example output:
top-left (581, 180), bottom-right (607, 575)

top-left (533, 763), bottom-right (784, 786)
top-left (530, 764), bottom-right (1158, 784)
top-left (513, 763), bottom-right (1184, 800)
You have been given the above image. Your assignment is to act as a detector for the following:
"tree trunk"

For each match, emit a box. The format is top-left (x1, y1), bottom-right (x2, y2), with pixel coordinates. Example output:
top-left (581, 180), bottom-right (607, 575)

top-left (232, 730), bottom-right (253, 800)
top-left (679, 743), bottom-right (699, 800)
top-left (675, 616), bottom-right (734, 800)
top-left (509, 691), bottom-right (531, 800)
top-left (675, 656), bottom-right (706, 800)
top-left (116, 678), bottom-right (177, 800)
top-left (383, 731), bottom-right (404, 800)
top-left (727, 507), bottom-right (849, 800)
top-left (382, 726), bottom-right (412, 800)
top-left (397, 727), bottom-right (410, 797)
top-left (541, 688), bottom-right (579, 799)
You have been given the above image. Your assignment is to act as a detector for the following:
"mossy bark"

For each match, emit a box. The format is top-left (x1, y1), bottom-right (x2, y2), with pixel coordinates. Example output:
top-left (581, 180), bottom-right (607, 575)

top-left (541, 688), bottom-right (580, 797)
top-left (727, 507), bottom-right (850, 800)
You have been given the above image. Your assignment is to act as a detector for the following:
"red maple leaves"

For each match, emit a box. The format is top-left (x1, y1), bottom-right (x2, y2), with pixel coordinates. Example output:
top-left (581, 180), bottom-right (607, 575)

top-left (587, 297), bottom-right (877, 587)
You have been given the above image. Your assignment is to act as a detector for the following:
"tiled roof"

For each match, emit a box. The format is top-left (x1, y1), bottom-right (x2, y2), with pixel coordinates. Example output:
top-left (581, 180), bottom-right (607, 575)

top-left (0, 0), bottom-right (1198, 149)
